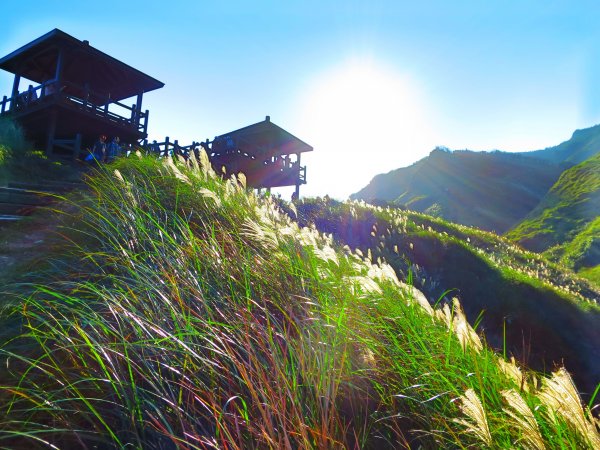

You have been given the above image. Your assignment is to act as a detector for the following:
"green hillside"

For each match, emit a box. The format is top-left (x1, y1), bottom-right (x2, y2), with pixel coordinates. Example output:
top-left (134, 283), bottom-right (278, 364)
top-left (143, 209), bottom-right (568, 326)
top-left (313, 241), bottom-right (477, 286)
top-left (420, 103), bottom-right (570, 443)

top-left (2, 155), bottom-right (599, 448)
top-left (351, 148), bottom-right (564, 233)
top-left (551, 217), bottom-right (600, 285)
top-left (520, 124), bottom-right (600, 165)
top-left (293, 197), bottom-right (600, 396)
top-left (506, 152), bottom-right (600, 280)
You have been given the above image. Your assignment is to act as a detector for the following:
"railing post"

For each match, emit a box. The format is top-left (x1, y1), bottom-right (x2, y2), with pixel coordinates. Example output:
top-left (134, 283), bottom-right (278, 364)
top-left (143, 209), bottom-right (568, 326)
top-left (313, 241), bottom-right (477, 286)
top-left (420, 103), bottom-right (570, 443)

top-left (164, 136), bottom-right (170, 157)
top-left (174, 140), bottom-right (179, 157)
top-left (1, 96), bottom-right (6, 114)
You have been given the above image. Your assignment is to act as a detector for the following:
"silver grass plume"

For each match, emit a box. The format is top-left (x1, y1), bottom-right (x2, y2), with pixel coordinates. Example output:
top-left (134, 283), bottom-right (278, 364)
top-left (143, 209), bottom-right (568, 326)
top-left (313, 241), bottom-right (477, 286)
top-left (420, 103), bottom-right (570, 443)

top-left (497, 357), bottom-right (527, 391)
top-left (537, 368), bottom-right (600, 448)
top-left (501, 389), bottom-right (545, 450)
top-left (453, 388), bottom-right (492, 446)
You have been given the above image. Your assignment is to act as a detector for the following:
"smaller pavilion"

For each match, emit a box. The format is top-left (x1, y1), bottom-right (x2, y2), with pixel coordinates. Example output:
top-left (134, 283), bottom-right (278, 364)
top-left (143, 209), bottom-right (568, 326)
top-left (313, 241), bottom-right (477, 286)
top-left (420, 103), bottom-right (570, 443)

top-left (208, 116), bottom-right (313, 197)
top-left (0, 29), bottom-right (164, 158)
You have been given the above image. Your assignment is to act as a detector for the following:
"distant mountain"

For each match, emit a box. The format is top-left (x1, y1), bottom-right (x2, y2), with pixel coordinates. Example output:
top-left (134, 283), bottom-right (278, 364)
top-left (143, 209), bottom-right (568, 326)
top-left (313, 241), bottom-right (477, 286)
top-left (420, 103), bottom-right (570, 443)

top-left (519, 123), bottom-right (600, 165)
top-left (351, 148), bottom-right (565, 233)
top-left (506, 152), bottom-right (600, 280)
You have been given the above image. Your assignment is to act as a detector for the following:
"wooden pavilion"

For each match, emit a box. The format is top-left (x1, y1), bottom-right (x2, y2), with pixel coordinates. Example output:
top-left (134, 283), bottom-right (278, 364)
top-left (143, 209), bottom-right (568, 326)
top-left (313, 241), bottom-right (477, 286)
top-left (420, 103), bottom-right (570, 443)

top-left (208, 116), bottom-right (313, 197)
top-left (0, 28), bottom-right (164, 158)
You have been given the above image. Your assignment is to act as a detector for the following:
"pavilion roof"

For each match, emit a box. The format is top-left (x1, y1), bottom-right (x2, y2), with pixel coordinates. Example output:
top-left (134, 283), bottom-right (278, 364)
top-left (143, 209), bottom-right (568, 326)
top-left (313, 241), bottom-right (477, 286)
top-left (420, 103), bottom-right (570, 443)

top-left (0, 28), bottom-right (164, 102)
top-left (213, 117), bottom-right (313, 158)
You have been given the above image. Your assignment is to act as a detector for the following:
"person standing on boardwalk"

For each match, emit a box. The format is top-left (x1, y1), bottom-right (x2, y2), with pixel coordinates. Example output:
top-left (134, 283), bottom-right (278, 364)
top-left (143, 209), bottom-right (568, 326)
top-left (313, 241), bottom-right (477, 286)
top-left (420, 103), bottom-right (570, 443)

top-left (105, 136), bottom-right (121, 162)
top-left (90, 134), bottom-right (107, 162)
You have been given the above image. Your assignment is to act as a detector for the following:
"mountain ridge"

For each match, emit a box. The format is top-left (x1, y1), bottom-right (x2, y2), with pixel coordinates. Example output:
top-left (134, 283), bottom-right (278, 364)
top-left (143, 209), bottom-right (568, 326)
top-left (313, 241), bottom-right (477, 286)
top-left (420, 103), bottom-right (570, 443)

top-left (519, 123), bottom-right (600, 165)
top-left (351, 147), bottom-right (565, 233)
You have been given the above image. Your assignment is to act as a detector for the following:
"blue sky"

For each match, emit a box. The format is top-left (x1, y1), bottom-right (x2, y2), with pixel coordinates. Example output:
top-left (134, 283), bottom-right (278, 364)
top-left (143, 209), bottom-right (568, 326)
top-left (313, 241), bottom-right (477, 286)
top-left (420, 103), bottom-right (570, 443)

top-left (2, 1), bottom-right (600, 198)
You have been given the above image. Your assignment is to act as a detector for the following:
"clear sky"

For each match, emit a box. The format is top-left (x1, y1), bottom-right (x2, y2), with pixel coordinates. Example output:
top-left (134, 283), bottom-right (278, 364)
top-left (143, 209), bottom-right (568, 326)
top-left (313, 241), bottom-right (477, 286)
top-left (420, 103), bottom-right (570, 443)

top-left (2, 1), bottom-right (600, 199)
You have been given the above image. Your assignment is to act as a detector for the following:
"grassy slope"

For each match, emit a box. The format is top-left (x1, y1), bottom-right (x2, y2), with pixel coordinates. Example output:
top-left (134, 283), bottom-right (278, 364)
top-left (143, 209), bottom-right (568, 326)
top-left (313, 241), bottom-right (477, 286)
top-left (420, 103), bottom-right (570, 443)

top-left (351, 149), bottom-right (564, 234)
top-left (0, 155), bottom-right (598, 448)
top-left (293, 198), bottom-right (600, 397)
top-left (506, 152), bottom-right (600, 282)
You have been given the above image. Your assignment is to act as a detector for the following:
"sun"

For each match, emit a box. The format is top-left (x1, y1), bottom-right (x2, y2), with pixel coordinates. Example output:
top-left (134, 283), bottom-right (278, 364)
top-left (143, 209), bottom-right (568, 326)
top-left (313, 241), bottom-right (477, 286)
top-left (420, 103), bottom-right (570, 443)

top-left (294, 59), bottom-right (434, 199)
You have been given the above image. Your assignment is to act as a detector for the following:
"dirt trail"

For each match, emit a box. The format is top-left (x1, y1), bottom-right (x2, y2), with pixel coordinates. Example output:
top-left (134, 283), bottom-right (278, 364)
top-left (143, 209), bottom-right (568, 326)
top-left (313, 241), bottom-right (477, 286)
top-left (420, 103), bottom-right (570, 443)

top-left (0, 225), bottom-right (55, 272)
top-left (0, 200), bottom-right (74, 283)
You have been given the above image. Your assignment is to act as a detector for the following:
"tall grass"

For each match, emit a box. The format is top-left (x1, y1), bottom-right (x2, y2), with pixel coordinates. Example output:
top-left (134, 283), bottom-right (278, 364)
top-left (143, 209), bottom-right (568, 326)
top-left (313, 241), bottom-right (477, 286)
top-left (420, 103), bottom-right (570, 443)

top-left (0, 117), bottom-right (29, 184)
top-left (0, 153), bottom-right (598, 448)
top-left (0, 117), bottom-right (81, 184)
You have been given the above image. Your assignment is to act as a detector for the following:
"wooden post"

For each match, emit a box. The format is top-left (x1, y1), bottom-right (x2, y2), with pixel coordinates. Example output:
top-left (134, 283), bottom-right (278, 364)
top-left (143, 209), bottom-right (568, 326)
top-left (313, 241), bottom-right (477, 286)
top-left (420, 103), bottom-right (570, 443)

top-left (73, 133), bottom-right (82, 160)
top-left (130, 103), bottom-right (136, 127)
top-left (164, 136), bottom-right (170, 157)
top-left (83, 83), bottom-right (90, 109)
top-left (295, 152), bottom-right (302, 198)
top-left (10, 74), bottom-right (20, 111)
top-left (55, 48), bottom-right (64, 85)
top-left (1, 96), bottom-right (6, 114)
top-left (143, 109), bottom-right (149, 135)
top-left (46, 110), bottom-right (58, 156)
top-left (135, 92), bottom-right (143, 127)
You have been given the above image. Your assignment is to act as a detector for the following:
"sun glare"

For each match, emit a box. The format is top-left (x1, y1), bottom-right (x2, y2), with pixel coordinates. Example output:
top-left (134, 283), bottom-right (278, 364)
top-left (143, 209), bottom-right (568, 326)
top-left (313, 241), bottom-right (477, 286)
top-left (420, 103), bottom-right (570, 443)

top-left (295, 60), bottom-right (434, 199)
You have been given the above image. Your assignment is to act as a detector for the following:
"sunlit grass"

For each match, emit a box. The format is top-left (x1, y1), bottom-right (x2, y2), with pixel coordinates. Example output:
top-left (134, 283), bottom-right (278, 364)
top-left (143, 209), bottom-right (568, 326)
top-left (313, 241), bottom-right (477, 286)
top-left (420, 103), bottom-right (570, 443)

top-left (0, 153), bottom-right (598, 448)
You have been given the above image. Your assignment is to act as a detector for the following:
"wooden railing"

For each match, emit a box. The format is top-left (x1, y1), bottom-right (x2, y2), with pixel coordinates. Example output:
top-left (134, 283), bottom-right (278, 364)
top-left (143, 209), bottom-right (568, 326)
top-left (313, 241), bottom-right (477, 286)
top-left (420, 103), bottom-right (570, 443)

top-left (0, 80), bottom-right (149, 134)
top-left (137, 137), bottom-right (307, 186)
top-left (139, 137), bottom-right (206, 158)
